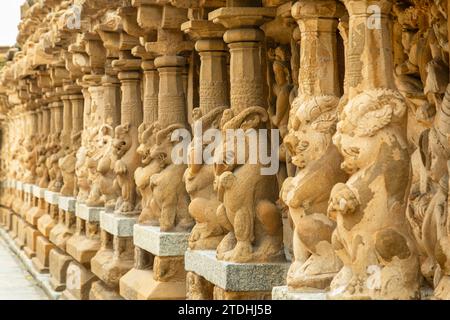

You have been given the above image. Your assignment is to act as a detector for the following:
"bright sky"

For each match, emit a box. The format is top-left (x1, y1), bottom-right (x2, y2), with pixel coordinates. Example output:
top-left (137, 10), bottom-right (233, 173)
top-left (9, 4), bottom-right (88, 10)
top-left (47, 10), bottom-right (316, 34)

top-left (0, 0), bottom-right (23, 46)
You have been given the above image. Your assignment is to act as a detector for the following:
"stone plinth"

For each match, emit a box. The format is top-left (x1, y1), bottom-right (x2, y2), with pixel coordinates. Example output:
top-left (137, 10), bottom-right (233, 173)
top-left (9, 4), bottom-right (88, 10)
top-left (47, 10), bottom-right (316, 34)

top-left (119, 225), bottom-right (189, 300)
top-left (133, 225), bottom-right (189, 256)
top-left (120, 268), bottom-right (186, 300)
top-left (24, 225), bottom-right (39, 258)
top-left (58, 196), bottom-right (76, 212)
top-left (37, 213), bottom-right (56, 237)
top-left (100, 211), bottom-right (137, 237)
top-left (23, 183), bottom-right (33, 194)
top-left (62, 261), bottom-right (97, 300)
top-left (75, 203), bottom-right (101, 222)
top-left (272, 286), bottom-right (328, 300)
top-left (185, 250), bottom-right (289, 298)
top-left (90, 281), bottom-right (123, 300)
top-left (31, 235), bottom-right (55, 273)
top-left (44, 190), bottom-right (60, 206)
top-left (66, 234), bottom-right (100, 266)
top-left (49, 248), bottom-right (73, 292)
top-left (2, 208), bottom-right (12, 231)
top-left (15, 217), bottom-right (27, 249)
top-left (10, 214), bottom-right (18, 239)
top-left (33, 185), bottom-right (46, 199)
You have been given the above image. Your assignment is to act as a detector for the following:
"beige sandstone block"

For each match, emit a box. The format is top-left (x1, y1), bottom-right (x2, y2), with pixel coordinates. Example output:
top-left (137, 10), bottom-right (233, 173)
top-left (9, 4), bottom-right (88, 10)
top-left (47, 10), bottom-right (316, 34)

top-left (120, 268), bottom-right (186, 300)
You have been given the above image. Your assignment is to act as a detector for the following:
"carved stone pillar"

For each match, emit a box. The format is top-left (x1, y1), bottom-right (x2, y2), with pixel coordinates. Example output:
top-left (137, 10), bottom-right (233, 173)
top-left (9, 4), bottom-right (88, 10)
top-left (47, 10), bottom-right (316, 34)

top-left (61, 94), bottom-right (73, 148)
top-left (155, 54), bottom-right (187, 127)
top-left (209, 4), bottom-right (283, 263)
top-left (102, 58), bottom-right (121, 128)
top-left (344, 0), bottom-right (396, 99)
top-left (183, 20), bottom-right (229, 115)
top-left (111, 53), bottom-right (142, 215)
top-left (180, 3), bottom-right (289, 300)
top-left (47, 95), bottom-right (64, 193)
top-left (39, 104), bottom-right (51, 188)
top-left (280, 0), bottom-right (347, 294)
top-left (181, 19), bottom-right (228, 251)
top-left (142, 59), bottom-right (159, 125)
top-left (327, 0), bottom-right (420, 300)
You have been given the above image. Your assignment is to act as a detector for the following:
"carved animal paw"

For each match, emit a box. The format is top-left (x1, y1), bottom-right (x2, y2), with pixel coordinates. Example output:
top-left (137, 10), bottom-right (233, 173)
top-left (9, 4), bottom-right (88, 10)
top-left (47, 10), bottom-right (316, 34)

top-left (119, 201), bottom-right (135, 214)
top-left (328, 183), bottom-right (358, 217)
top-left (189, 226), bottom-right (203, 242)
top-left (114, 160), bottom-right (127, 175)
top-left (223, 241), bottom-right (253, 262)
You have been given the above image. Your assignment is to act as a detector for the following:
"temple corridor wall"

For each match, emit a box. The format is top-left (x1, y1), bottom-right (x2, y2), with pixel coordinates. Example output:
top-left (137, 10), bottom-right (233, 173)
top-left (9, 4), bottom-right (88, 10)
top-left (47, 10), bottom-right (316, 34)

top-left (0, 0), bottom-right (449, 300)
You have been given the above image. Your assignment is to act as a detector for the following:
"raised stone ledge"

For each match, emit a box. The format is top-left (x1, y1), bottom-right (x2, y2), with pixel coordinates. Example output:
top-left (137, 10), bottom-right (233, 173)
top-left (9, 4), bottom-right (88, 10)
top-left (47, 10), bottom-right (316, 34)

top-left (133, 225), bottom-right (189, 257)
top-left (185, 250), bottom-right (289, 292)
top-left (271, 286), bottom-right (328, 300)
top-left (75, 203), bottom-right (101, 222)
top-left (16, 181), bottom-right (23, 191)
top-left (23, 183), bottom-right (34, 194)
top-left (33, 185), bottom-right (46, 199)
top-left (58, 196), bottom-right (76, 212)
top-left (100, 211), bottom-right (137, 237)
top-left (44, 190), bottom-right (60, 206)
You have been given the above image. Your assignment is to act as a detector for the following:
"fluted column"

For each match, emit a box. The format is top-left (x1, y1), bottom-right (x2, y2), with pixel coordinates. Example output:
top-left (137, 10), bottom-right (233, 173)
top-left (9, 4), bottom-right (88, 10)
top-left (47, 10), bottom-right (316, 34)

top-left (102, 58), bottom-right (121, 127)
top-left (142, 59), bottom-right (159, 125)
top-left (182, 20), bottom-right (229, 115)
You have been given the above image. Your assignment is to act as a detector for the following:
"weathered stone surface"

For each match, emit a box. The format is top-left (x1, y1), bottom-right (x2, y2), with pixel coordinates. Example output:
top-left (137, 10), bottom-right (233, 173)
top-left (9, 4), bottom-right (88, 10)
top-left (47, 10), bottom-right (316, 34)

top-left (49, 248), bottom-right (73, 292)
top-left (0, 0), bottom-right (449, 301)
top-left (133, 225), bottom-right (189, 257)
top-left (23, 183), bottom-right (33, 194)
top-left (185, 250), bottom-right (289, 292)
top-left (63, 261), bottom-right (97, 300)
top-left (272, 286), bottom-right (328, 300)
top-left (75, 203), bottom-right (101, 223)
top-left (120, 268), bottom-right (186, 300)
top-left (58, 196), bottom-right (76, 212)
top-left (44, 190), bottom-right (60, 206)
top-left (32, 186), bottom-right (46, 199)
top-left (100, 211), bottom-right (137, 237)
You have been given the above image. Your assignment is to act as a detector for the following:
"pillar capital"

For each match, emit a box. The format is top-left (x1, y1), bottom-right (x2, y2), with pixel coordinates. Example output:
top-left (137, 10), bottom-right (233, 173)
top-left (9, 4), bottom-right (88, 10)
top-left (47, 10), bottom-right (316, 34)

top-left (181, 20), bottom-right (226, 41)
top-left (291, 0), bottom-right (346, 20)
top-left (342, 0), bottom-right (393, 16)
top-left (209, 7), bottom-right (276, 29)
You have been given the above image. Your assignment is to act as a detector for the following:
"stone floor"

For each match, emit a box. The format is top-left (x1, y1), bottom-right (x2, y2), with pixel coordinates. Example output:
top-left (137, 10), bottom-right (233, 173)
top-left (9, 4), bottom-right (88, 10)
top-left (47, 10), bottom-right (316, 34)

top-left (0, 238), bottom-right (48, 300)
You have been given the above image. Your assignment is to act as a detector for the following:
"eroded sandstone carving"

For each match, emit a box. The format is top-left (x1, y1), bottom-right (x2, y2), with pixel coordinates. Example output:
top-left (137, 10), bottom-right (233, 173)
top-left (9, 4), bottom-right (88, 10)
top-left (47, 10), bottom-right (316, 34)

top-left (1, 0), bottom-right (450, 301)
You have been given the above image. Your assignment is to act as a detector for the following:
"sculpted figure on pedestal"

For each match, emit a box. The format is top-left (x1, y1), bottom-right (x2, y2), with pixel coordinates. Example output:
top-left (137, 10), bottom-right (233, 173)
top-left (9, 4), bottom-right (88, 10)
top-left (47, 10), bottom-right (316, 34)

top-left (148, 124), bottom-right (193, 232)
top-left (407, 85), bottom-right (450, 299)
top-left (75, 142), bottom-right (90, 203)
top-left (113, 123), bottom-right (140, 214)
top-left (214, 107), bottom-right (284, 263)
top-left (86, 125), bottom-right (119, 209)
top-left (185, 107), bottom-right (227, 249)
top-left (268, 47), bottom-right (292, 140)
top-left (59, 132), bottom-right (79, 196)
top-left (47, 132), bottom-right (64, 192)
top-left (37, 135), bottom-right (50, 188)
top-left (134, 122), bottom-right (162, 224)
top-left (268, 46), bottom-right (293, 190)
top-left (281, 95), bottom-right (347, 290)
top-left (424, 2), bottom-right (448, 110)
top-left (23, 134), bottom-right (38, 184)
top-left (328, 89), bottom-right (420, 299)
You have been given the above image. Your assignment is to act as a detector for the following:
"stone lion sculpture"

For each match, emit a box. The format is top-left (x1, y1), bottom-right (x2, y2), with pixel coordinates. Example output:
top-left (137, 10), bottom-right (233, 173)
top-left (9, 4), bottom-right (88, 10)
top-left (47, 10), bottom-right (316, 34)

top-left (328, 89), bottom-right (420, 299)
